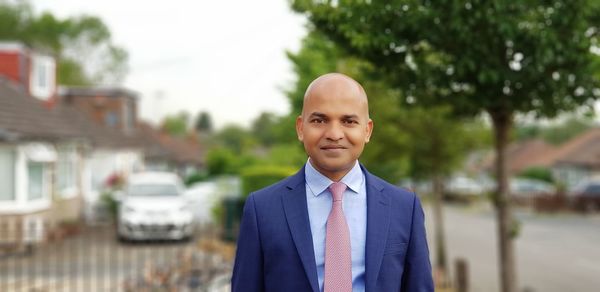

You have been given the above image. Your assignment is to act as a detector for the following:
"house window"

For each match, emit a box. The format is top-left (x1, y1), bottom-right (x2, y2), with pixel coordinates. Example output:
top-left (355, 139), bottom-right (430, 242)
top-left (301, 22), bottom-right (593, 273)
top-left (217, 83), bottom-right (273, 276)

top-left (29, 54), bottom-right (55, 101)
top-left (0, 148), bottom-right (15, 201)
top-left (27, 162), bottom-right (46, 201)
top-left (37, 62), bottom-right (47, 88)
top-left (105, 111), bottom-right (118, 128)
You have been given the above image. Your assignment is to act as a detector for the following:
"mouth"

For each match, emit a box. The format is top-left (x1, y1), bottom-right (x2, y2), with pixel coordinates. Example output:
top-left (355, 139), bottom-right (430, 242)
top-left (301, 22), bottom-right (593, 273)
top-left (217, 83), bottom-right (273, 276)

top-left (320, 145), bottom-right (347, 151)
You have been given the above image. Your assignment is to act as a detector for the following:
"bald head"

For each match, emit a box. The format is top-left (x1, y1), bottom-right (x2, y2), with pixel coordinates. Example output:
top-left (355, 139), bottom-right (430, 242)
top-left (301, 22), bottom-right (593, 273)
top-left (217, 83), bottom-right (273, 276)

top-left (302, 73), bottom-right (369, 117)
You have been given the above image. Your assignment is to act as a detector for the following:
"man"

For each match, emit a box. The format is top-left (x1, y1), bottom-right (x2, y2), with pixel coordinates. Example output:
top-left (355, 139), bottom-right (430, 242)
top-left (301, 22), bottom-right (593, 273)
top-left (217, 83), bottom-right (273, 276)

top-left (232, 73), bottom-right (433, 292)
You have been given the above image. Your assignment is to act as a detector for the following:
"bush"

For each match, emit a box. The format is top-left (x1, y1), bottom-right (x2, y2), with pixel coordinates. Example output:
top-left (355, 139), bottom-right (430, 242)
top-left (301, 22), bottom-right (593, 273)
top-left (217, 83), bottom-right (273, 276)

top-left (213, 165), bottom-right (295, 241)
top-left (99, 191), bottom-right (119, 220)
top-left (184, 171), bottom-right (209, 186)
top-left (240, 165), bottom-right (297, 198)
top-left (205, 148), bottom-right (259, 176)
top-left (518, 167), bottom-right (554, 183)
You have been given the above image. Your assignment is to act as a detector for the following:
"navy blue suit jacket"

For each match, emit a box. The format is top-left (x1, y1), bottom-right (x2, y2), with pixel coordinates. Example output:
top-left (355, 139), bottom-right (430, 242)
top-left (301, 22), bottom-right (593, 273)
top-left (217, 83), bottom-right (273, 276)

top-left (231, 165), bottom-right (434, 292)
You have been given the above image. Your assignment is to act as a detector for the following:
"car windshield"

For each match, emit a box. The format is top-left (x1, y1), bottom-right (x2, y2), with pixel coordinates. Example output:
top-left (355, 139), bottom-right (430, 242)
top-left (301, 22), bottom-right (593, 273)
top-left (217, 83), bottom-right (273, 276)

top-left (127, 184), bottom-right (180, 197)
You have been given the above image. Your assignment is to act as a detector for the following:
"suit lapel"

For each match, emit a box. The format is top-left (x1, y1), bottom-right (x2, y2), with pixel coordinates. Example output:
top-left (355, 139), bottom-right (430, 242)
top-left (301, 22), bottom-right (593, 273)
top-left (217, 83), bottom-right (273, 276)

top-left (364, 169), bottom-right (390, 292)
top-left (281, 168), bottom-right (320, 292)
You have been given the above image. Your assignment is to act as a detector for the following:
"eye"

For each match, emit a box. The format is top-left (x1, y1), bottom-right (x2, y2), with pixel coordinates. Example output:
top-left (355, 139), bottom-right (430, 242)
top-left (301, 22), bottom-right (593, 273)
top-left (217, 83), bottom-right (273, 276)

top-left (310, 118), bottom-right (325, 124)
top-left (343, 119), bottom-right (358, 125)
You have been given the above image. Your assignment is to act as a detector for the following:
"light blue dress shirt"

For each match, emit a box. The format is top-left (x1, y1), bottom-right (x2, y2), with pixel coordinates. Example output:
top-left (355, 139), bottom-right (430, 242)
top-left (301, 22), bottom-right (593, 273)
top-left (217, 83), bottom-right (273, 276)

top-left (305, 160), bottom-right (367, 292)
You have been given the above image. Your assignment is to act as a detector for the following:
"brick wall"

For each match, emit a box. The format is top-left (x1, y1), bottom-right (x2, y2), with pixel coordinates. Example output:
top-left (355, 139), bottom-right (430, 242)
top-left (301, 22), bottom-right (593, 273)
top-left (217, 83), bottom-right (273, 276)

top-left (68, 95), bottom-right (130, 131)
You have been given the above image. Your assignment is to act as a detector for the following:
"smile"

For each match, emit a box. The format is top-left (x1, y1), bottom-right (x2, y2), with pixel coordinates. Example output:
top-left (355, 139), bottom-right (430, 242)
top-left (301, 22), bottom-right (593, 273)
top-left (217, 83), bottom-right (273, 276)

top-left (320, 146), bottom-right (346, 150)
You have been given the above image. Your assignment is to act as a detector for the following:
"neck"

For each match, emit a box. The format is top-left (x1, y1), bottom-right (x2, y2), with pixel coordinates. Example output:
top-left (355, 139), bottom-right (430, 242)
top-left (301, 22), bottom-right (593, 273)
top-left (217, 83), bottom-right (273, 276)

top-left (308, 160), bottom-right (356, 182)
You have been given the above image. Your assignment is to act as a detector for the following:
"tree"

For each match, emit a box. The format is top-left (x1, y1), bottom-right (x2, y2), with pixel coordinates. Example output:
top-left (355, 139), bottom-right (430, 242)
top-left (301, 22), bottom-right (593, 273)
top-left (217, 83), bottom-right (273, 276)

top-left (266, 143), bottom-right (306, 167)
top-left (215, 125), bottom-right (256, 155)
top-left (515, 115), bottom-right (597, 145)
top-left (400, 106), bottom-right (490, 280)
top-left (292, 1), bottom-right (600, 291)
top-left (194, 111), bottom-right (213, 133)
top-left (251, 112), bottom-right (280, 147)
top-left (161, 112), bottom-right (189, 137)
top-left (0, 0), bottom-right (128, 85)
top-left (541, 117), bottom-right (596, 144)
top-left (205, 148), bottom-right (238, 176)
top-left (285, 30), bottom-right (343, 117)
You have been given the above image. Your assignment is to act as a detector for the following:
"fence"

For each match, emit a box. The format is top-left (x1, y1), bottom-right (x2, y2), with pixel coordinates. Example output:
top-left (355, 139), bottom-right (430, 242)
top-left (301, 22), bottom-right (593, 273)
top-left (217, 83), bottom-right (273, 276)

top-left (0, 222), bottom-right (233, 291)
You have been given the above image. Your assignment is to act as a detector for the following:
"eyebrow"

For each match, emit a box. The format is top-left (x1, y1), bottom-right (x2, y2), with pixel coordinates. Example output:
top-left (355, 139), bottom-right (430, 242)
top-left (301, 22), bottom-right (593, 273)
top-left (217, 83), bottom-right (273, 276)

top-left (308, 112), bottom-right (328, 119)
top-left (308, 112), bottom-right (359, 119)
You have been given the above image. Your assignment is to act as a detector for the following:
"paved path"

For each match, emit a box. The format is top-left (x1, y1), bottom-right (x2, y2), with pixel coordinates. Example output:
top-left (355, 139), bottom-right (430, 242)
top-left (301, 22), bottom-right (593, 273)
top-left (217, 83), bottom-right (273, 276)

top-left (425, 203), bottom-right (600, 292)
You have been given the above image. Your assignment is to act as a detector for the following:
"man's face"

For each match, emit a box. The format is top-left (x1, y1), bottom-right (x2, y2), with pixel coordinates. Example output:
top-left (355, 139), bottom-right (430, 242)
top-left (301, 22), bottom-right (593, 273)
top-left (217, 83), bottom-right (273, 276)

top-left (296, 78), bottom-right (373, 181)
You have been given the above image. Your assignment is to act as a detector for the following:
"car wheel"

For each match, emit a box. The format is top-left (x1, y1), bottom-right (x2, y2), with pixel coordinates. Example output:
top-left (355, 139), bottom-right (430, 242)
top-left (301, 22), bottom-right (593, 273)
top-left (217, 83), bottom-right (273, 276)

top-left (117, 232), bottom-right (130, 244)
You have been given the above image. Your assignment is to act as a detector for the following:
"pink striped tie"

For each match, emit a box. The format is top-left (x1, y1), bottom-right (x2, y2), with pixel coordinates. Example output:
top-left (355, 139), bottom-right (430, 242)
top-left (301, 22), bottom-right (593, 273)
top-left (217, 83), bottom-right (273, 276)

top-left (324, 182), bottom-right (352, 292)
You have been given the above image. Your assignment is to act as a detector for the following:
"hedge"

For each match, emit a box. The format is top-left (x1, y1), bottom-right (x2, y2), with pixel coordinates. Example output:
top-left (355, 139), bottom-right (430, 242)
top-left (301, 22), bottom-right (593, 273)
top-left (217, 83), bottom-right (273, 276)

top-left (240, 165), bottom-right (298, 198)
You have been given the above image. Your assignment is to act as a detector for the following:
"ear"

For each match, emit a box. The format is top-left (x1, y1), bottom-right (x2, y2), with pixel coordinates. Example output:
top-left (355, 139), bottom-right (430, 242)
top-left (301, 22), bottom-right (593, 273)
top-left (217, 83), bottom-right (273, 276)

top-left (365, 119), bottom-right (374, 143)
top-left (296, 115), bottom-right (304, 141)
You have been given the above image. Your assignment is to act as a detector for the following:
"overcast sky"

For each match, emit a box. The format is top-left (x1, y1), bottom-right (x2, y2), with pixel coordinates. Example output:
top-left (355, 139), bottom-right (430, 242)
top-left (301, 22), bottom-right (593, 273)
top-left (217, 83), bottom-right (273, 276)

top-left (33, 0), bottom-right (307, 129)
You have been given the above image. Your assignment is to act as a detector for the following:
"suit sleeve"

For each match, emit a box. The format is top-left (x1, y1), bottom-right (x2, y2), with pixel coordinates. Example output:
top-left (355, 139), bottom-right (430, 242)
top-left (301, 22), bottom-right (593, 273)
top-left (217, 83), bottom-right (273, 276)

top-left (231, 194), bottom-right (264, 292)
top-left (401, 194), bottom-right (434, 292)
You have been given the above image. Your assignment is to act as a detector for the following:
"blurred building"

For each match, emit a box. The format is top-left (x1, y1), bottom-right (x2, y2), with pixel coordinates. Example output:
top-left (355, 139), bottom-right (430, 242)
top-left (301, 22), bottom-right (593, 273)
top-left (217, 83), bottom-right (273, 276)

top-left (0, 42), bottom-right (84, 249)
top-left (543, 128), bottom-right (600, 189)
top-left (504, 139), bottom-right (556, 175)
top-left (59, 87), bottom-right (138, 134)
top-left (0, 41), bottom-right (204, 251)
top-left (0, 42), bottom-right (56, 101)
top-left (58, 87), bottom-right (205, 175)
top-left (481, 130), bottom-right (600, 189)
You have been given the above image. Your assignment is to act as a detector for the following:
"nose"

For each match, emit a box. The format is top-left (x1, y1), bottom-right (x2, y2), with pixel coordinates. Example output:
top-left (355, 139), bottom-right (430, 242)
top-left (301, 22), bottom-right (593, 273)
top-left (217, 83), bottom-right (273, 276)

top-left (324, 122), bottom-right (344, 141)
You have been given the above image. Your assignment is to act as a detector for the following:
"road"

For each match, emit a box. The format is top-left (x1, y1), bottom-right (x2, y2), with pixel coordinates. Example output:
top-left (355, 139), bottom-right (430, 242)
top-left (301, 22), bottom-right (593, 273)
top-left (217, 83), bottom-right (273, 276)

top-left (425, 203), bottom-right (600, 292)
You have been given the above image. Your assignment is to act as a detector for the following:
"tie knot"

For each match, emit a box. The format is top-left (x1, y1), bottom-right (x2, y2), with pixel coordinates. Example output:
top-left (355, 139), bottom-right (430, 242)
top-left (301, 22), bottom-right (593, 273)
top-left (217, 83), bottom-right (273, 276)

top-left (329, 182), bottom-right (347, 202)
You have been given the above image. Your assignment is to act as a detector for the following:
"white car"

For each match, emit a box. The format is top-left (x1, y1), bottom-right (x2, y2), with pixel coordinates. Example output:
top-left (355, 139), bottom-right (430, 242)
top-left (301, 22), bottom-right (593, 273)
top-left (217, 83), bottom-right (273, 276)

top-left (445, 176), bottom-right (486, 196)
top-left (510, 178), bottom-right (556, 198)
top-left (117, 172), bottom-right (194, 241)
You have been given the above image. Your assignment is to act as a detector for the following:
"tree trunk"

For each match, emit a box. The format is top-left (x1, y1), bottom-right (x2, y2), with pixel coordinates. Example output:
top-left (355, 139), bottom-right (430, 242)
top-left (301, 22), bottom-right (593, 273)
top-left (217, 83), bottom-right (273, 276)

top-left (489, 109), bottom-right (517, 292)
top-left (432, 174), bottom-right (448, 285)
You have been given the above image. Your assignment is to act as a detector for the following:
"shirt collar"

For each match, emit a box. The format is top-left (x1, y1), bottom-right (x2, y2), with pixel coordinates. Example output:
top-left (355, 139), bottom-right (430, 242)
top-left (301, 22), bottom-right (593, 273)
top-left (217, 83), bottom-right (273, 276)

top-left (305, 159), bottom-right (364, 197)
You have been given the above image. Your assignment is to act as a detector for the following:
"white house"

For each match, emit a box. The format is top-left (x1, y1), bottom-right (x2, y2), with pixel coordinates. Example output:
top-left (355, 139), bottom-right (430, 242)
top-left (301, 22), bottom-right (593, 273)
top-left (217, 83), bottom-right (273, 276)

top-left (0, 78), bottom-right (86, 249)
top-left (0, 42), bottom-right (144, 250)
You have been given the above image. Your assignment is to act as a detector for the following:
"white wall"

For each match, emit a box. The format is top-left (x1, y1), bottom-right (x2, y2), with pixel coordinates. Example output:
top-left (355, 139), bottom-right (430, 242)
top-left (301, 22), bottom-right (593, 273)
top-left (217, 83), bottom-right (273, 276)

top-left (82, 148), bottom-right (143, 222)
top-left (84, 148), bottom-right (143, 201)
top-left (0, 146), bottom-right (16, 201)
